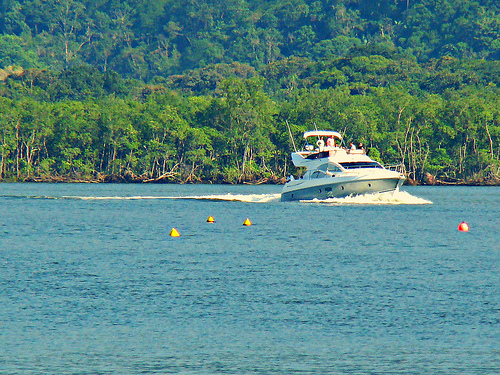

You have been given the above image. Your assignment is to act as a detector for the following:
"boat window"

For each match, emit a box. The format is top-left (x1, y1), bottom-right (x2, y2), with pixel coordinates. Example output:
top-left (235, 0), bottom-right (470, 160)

top-left (317, 163), bottom-right (328, 171)
top-left (327, 162), bottom-right (342, 173)
top-left (339, 161), bottom-right (383, 169)
top-left (305, 151), bottom-right (330, 160)
top-left (311, 171), bottom-right (329, 179)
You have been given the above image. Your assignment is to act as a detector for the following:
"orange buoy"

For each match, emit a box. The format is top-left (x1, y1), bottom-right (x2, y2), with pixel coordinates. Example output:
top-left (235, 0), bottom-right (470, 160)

top-left (170, 228), bottom-right (180, 237)
top-left (207, 216), bottom-right (215, 223)
top-left (458, 222), bottom-right (469, 232)
top-left (243, 218), bottom-right (252, 226)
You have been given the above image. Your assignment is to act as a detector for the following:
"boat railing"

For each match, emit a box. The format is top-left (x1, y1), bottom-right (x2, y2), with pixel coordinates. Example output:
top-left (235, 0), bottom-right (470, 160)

top-left (386, 163), bottom-right (406, 174)
top-left (347, 149), bottom-right (365, 155)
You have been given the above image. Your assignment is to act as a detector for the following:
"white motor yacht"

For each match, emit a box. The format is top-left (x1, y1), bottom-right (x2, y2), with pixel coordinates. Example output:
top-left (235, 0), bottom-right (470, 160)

top-left (281, 130), bottom-right (406, 201)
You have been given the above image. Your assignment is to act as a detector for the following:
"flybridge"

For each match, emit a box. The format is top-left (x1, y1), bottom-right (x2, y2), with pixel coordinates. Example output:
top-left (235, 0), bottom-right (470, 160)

top-left (302, 130), bottom-right (342, 139)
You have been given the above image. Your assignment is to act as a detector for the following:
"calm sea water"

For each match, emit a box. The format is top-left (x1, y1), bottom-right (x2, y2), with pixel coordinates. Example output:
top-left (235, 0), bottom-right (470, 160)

top-left (0, 183), bottom-right (499, 374)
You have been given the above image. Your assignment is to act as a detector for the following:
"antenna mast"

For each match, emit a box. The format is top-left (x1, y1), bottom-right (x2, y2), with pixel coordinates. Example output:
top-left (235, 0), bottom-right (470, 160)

top-left (285, 120), bottom-right (297, 152)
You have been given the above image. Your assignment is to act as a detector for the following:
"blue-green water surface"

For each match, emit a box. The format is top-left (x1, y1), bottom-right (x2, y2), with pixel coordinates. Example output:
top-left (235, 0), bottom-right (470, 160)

top-left (0, 183), bottom-right (499, 374)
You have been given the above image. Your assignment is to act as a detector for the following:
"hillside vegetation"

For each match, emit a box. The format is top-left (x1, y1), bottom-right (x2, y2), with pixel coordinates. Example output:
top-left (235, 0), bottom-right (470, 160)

top-left (1, 0), bottom-right (500, 184)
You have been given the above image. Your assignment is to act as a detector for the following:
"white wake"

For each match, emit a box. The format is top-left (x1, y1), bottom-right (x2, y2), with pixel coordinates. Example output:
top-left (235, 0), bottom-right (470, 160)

top-left (301, 190), bottom-right (432, 205)
top-left (164, 193), bottom-right (282, 203)
top-left (61, 190), bottom-right (430, 205)
top-left (62, 193), bottom-right (282, 203)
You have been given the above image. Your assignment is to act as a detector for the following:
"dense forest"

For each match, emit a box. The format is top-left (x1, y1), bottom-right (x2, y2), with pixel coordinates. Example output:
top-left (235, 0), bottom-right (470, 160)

top-left (1, 0), bottom-right (500, 184)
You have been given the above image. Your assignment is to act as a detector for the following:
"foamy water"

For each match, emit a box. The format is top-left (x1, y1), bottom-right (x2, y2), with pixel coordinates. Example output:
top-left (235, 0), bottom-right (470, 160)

top-left (301, 189), bottom-right (432, 205)
top-left (58, 190), bottom-right (431, 205)
top-left (59, 193), bottom-right (282, 203)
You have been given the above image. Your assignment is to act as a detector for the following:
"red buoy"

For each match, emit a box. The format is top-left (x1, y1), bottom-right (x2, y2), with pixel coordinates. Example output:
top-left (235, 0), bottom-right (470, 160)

top-left (458, 222), bottom-right (469, 232)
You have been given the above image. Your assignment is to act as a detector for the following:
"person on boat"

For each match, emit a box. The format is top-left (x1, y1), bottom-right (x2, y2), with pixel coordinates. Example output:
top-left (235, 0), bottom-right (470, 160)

top-left (316, 137), bottom-right (325, 150)
top-left (326, 136), bottom-right (335, 148)
top-left (358, 142), bottom-right (365, 152)
top-left (350, 142), bottom-right (356, 150)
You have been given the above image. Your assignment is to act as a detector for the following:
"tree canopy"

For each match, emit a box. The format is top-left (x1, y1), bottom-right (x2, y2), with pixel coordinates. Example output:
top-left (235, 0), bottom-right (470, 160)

top-left (1, 0), bottom-right (500, 184)
top-left (2, 0), bottom-right (500, 79)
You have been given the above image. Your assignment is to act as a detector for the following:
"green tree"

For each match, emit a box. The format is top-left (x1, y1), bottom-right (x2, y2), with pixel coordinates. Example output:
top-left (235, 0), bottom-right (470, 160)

top-left (212, 77), bottom-right (278, 182)
top-left (0, 35), bottom-right (41, 68)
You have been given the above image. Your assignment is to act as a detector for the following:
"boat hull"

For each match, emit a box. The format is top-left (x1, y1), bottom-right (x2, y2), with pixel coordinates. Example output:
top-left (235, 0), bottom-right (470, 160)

top-left (281, 175), bottom-right (405, 201)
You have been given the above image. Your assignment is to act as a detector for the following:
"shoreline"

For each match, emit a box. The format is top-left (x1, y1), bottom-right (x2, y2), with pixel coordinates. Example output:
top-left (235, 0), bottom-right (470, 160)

top-left (2, 174), bottom-right (499, 186)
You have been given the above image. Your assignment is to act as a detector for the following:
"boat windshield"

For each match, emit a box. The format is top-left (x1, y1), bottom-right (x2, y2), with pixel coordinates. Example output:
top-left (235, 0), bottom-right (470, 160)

top-left (314, 163), bottom-right (342, 177)
top-left (305, 151), bottom-right (330, 160)
top-left (317, 162), bottom-right (342, 172)
top-left (339, 161), bottom-right (383, 169)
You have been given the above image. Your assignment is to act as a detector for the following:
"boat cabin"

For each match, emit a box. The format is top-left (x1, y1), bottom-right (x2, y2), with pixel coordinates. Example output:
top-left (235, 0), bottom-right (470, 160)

top-left (291, 130), bottom-right (377, 170)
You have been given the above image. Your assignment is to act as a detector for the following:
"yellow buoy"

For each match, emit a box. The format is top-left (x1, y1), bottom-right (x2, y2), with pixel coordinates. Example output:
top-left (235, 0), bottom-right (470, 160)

top-left (207, 216), bottom-right (215, 223)
top-left (243, 218), bottom-right (252, 226)
top-left (170, 228), bottom-right (180, 237)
